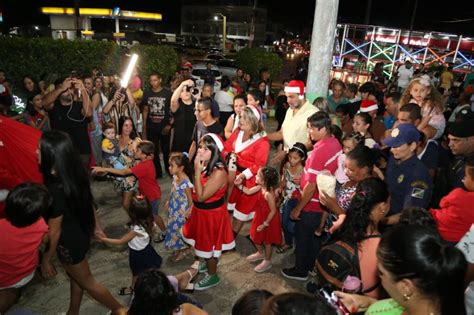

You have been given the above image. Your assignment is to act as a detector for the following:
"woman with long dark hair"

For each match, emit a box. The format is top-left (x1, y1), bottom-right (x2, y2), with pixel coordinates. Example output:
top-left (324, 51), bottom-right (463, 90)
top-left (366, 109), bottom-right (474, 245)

top-left (39, 130), bottom-right (125, 314)
top-left (113, 116), bottom-right (140, 211)
top-left (182, 134), bottom-right (235, 291)
top-left (336, 225), bottom-right (467, 315)
top-left (328, 177), bottom-right (390, 298)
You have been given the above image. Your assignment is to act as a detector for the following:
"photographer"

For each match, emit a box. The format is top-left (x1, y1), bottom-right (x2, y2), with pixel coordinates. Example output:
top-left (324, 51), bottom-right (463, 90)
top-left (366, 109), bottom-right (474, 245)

top-left (42, 76), bottom-right (92, 171)
top-left (170, 79), bottom-right (198, 153)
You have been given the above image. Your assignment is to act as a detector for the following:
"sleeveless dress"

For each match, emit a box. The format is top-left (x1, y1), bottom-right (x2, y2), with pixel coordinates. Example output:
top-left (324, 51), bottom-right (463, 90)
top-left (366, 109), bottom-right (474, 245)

top-left (250, 192), bottom-right (283, 245)
top-left (181, 169), bottom-right (235, 258)
top-left (165, 176), bottom-right (193, 250)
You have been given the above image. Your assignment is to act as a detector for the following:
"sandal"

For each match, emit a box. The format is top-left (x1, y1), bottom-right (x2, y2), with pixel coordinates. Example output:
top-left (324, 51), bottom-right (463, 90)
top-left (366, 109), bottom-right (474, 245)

top-left (276, 245), bottom-right (293, 254)
top-left (118, 286), bottom-right (133, 296)
top-left (172, 250), bottom-right (190, 262)
top-left (178, 266), bottom-right (198, 291)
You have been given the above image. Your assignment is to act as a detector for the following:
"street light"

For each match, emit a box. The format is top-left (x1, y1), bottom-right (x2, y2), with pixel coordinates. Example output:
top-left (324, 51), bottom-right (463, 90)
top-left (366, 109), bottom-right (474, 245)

top-left (214, 13), bottom-right (226, 55)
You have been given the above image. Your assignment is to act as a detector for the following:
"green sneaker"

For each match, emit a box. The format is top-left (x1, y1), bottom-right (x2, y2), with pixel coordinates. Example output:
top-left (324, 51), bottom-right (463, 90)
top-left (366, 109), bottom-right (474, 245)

top-left (194, 273), bottom-right (220, 291)
top-left (198, 260), bottom-right (220, 274)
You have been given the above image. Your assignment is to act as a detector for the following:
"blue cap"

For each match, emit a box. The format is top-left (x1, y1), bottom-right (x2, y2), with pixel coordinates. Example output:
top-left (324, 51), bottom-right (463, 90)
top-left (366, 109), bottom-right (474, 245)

top-left (383, 123), bottom-right (420, 148)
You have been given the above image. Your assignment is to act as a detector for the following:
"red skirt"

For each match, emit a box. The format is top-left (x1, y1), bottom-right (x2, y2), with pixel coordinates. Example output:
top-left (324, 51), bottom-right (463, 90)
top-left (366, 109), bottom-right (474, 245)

top-left (182, 205), bottom-right (235, 258)
top-left (250, 206), bottom-right (283, 246)
top-left (230, 186), bottom-right (258, 221)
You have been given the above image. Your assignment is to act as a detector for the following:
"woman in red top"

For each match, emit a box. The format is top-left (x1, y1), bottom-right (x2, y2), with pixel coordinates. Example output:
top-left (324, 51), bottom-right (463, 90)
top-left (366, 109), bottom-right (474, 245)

top-left (182, 133), bottom-right (235, 291)
top-left (224, 106), bottom-right (270, 236)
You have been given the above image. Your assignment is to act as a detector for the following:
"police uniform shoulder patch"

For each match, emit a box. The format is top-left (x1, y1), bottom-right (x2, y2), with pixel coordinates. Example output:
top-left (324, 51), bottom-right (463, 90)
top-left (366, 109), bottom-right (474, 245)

top-left (411, 187), bottom-right (425, 199)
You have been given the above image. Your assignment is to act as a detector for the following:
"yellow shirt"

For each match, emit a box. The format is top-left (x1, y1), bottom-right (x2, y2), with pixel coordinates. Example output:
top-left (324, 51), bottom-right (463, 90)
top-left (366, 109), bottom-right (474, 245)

top-left (440, 71), bottom-right (454, 90)
top-left (281, 100), bottom-right (318, 151)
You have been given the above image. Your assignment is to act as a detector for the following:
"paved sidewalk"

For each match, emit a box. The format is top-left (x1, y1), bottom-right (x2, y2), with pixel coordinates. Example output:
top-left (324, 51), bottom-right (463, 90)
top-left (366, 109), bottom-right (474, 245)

top-left (10, 121), bottom-right (307, 314)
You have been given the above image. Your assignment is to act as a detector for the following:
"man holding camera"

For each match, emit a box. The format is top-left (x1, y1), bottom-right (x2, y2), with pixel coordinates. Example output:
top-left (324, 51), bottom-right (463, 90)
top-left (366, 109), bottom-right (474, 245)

top-left (142, 72), bottom-right (172, 178)
top-left (170, 79), bottom-right (198, 153)
top-left (42, 76), bottom-right (92, 170)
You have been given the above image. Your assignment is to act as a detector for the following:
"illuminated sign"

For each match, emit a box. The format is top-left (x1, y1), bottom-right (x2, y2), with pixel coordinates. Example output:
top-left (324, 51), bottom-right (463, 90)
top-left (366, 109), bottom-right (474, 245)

top-left (40, 7), bottom-right (162, 20)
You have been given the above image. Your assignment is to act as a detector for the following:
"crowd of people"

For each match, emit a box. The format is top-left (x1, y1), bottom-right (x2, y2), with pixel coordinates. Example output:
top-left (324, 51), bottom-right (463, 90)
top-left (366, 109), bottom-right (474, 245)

top-left (0, 58), bottom-right (474, 315)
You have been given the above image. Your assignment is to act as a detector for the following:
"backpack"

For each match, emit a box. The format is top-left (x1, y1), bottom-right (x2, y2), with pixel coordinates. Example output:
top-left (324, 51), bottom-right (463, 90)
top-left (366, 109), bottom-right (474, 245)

top-left (313, 235), bottom-right (381, 293)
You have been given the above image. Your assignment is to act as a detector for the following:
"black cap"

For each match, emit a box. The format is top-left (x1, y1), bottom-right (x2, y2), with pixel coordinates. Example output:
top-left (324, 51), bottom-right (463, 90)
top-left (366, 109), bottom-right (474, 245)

top-left (448, 108), bottom-right (474, 138)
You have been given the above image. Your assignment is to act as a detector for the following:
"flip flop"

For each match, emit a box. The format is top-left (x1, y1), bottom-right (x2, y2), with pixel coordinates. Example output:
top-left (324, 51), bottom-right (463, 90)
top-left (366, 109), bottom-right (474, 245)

top-left (276, 245), bottom-right (293, 254)
top-left (118, 286), bottom-right (133, 296)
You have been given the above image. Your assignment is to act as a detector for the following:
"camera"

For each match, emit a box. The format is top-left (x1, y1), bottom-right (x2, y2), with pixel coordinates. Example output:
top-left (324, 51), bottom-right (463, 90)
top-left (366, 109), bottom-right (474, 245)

top-left (185, 85), bottom-right (199, 95)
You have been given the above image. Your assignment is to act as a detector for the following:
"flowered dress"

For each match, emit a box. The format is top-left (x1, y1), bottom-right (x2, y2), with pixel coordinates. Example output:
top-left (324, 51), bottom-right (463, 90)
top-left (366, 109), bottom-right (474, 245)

top-left (113, 142), bottom-right (138, 193)
top-left (165, 176), bottom-right (193, 250)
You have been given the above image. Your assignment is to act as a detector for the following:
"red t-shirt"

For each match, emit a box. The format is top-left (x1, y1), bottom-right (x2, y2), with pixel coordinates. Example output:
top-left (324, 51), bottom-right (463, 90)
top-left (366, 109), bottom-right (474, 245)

top-left (132, 159), bottom-right (161, 201)
top-left (0, 218), bottom-right (48, 287)
top-left (300, 136), bottom-right (342, 213)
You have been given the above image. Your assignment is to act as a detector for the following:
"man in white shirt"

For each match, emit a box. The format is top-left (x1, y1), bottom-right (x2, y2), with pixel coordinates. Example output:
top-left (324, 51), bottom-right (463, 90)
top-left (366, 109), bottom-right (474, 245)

top-left (397, 60), bottom-right (414, 92)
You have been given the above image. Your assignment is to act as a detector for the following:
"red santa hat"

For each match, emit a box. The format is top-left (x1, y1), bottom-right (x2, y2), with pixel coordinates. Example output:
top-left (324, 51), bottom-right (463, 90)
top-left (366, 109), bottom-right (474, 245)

top-left (359, 99), bottom-right (378, 113)
top-left (284, 80), bottom-right (305, 100)
top-left (204, 133), bottom-right (224, 151)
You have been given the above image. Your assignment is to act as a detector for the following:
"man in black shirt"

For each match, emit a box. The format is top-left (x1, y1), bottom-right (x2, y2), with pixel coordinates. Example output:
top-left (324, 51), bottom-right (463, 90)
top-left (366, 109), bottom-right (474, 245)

top-left (188, 97), bottom-right (224, 160)
top-left (42, 77), bottom-right (92, 170)
top-left (142, 72), bottom-right (172, 178)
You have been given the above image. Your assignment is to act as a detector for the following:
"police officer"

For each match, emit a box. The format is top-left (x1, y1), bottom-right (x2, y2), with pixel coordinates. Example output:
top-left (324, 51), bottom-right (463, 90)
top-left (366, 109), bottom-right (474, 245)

top-left (383, 123), bottom-right (432, 216)
top-left (432, 109), bottom-right (474, 207)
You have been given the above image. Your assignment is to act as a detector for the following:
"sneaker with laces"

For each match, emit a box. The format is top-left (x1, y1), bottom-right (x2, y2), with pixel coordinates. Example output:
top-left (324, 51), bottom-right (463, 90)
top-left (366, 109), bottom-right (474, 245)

top-left (194, 273), bottom-right (220, 291)
top-left (198, 260), bottom-right (220, 274)
top-left (281, 267), bottom-right (308, 281)
top-left (246, 252), bottom-right (265, 262)
top-left (254, 260), bottom-right (272, 273)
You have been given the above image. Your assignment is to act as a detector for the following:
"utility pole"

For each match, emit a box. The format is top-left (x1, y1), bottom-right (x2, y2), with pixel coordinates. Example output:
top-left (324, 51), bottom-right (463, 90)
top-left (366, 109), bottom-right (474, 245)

top-left (364, 0), bottom-right (372, 25)
top-left (407, 0), bottom-right (419, 46)
top-left (74, 0), bottom-right (81, 39)
top-left (248, 0), bottom-right (257, 48)
top-left (306, 0), bottom-right (339, 102)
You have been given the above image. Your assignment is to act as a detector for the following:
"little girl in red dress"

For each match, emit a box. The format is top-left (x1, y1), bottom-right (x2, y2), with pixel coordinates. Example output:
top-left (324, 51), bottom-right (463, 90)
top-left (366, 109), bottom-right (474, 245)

top-left (240, 166), bottom-right (282, 273)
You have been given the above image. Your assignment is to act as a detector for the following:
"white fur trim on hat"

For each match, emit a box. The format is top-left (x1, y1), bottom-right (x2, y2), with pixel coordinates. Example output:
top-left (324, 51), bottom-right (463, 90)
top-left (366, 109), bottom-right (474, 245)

top-left (247, 105), bottom-right (261, 121)
top-left (204, 133), bottom-right (224, 151)
top-left (285, 80), bottom-right (306, 100)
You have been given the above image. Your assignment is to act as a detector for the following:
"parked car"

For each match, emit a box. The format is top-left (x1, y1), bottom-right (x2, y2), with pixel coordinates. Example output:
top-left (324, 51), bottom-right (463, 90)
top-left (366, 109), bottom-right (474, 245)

top-left (191, 63), bottom-right (222, 91)
top-left (216, 59), bottom-right (238, 78)
top-left (204, 53), bottom-right (225, 62)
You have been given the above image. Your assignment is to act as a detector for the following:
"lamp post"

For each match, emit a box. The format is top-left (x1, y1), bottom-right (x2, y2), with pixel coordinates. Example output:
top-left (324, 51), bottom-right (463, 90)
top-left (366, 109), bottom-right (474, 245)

top-left (214, 13), bottom-right (226, 55)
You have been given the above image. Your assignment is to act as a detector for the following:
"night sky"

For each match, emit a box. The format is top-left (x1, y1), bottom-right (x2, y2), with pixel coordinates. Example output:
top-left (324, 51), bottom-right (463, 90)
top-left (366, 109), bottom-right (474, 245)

top-left (1, 0), bottom-right (473, 36)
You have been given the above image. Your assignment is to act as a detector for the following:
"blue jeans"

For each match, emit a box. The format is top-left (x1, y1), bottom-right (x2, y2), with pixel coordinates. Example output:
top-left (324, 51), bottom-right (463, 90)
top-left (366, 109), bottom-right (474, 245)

top-left (295, 211), bottom-right (324, 275)
top-left (281, 199), bottom-right (297, 246)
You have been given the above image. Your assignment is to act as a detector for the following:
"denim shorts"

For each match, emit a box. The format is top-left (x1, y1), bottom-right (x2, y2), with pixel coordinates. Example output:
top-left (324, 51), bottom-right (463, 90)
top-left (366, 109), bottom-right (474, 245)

top-left (151, 199), bottom-right (160, 216)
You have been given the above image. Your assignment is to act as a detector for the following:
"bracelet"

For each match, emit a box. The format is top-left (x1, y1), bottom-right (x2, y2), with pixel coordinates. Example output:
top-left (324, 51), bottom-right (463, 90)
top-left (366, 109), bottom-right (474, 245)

top-left (263, 221), bottom-right (269, 227)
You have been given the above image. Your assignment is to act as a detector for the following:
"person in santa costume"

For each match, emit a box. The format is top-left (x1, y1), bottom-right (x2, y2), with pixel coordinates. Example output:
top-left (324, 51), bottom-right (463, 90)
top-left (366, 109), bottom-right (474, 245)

top-left (267, 80), bottom-right (318, 165)
top-left (181, 133), bottom-right (235, 291)
top-left (223, 106), bottom-right (270, 236)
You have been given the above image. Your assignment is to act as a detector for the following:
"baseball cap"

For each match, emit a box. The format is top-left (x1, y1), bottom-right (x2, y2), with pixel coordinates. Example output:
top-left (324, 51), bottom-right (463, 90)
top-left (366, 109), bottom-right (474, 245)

top-left (383, 123), bottom-right (420, 148)
top-left (448, 108), bottom-right (474, 138)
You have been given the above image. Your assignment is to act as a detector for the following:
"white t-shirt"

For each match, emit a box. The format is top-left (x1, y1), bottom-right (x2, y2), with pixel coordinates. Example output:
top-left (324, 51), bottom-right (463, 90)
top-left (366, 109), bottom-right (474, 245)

top-left (128, 225), bottom-right (150, 251)
top-left (214, 90), bottom-right (234, 113)
top-left (397, 65), bottom-right (414, 88)
top-left (457, 224), bottom-right (474, 314)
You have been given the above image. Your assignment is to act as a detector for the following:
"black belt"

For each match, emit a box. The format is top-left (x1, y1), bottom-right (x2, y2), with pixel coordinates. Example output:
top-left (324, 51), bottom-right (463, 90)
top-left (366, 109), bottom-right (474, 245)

top-left (236, 164), bottom-right (246, 173)
top-left (194, 197), bottom-right (225, 209)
